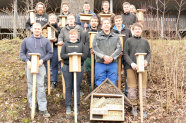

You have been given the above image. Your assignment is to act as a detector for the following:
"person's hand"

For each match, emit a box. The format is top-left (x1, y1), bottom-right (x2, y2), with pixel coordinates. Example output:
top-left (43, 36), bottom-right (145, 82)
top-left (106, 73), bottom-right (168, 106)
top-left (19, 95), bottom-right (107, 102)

top-left (39, 59), bottom-right (43, 67)
top-left (90, 49), bottom-right (94, 54)
top-left (56, 41), bottom-right (64, 46)
top-left (119, 52), bottom-right (123, 57)
top-left (144, 60), bottom-right (148, 67)
top-left (131, 63), bottom-right (137, 70)
top-left (103, 56), bottom-right (110, 64)
top-left (108, 57), bottom-right (113, 63)
top-left (27, 61), bottom-right (31, 69)
top-left (51, 38), bottom-right (57, 42)
top-left (58, 22), bottom-right (62, 27)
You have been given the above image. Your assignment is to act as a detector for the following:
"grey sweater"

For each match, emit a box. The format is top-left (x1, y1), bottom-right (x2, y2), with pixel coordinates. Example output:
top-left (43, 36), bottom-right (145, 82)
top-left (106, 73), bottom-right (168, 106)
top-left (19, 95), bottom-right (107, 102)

top-left (121, 12), bottom-right (137, 28)
top-left (124, 36), bottom-right (151, 69)
top-left (20, 35), bottom-right (53, 63)
top-left (93, 31), bottom-right (122, 63)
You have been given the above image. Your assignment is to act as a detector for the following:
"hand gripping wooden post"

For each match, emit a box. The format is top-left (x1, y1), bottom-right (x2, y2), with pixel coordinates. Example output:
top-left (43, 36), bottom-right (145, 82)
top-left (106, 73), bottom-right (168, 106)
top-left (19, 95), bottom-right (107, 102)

top-left (57, 44), bottom-right (66, 99)
top-left (88, 32), bottom-right (97, 91)
top-left (68, 52), bottom-right (82, 123)
top-left (28, 53), bottom-right (40, 120)
top-left (28, 10), bottom-right (36, 25)
top-left (135, 53), bottom-right (147, 123)
top-left (80, 13), bottom-right (93, 31)
top-left (58, 15), bottom-right (67, 28)
top-left (118, 34), bottom-right (125, 89)
top-left (136, 9), bottom-right (146, 24)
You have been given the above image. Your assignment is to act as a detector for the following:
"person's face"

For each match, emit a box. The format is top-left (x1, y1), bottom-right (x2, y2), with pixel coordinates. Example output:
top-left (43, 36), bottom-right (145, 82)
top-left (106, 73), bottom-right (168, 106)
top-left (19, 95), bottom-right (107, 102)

top-left (36, 4), bottom-right (44, 14)
top-left (133, 26), bottom-right (142, 36)
top-left (102, 20), bottom-right (111, 31)
top-left (69, 32), bottom-right (78, 41)
top-left (123, 4), bottom-right (130, 13)
top-left (49, 15), bottom-right (57, 24)
top-left (114, 18), bottom-right (122, 27)
top-left (83, 4), bottom-right (90, 11)
top-left (90, 19), bottom-right (98, 28)
top-left (62, 4), bottom-right (69, 12)
top-left (67, 16), bottom-right (75, 25)
top-left (32, 25), bottom-right (42, 36)
top-left (102, 2), bottom-right (109, 11)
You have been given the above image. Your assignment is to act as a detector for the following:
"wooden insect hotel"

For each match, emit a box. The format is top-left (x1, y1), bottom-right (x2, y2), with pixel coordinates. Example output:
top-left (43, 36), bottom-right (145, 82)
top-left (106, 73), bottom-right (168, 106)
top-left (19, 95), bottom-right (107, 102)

top-left (42, 23), bottom-right (58, 41)
top-left (28, 10), bottom-right (36, 25)
top-left (58, 15), bottom-right (67, 28)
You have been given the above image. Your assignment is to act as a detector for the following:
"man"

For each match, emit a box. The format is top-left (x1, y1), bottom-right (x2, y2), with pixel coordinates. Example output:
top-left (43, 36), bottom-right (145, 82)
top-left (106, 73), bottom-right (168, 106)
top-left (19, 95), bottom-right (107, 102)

top-left (84, 17), bottom-right (99, 91)
top-left (20, 23), bottom-right (53, 117)
top-left (124, 23), bottom-right (151, 118)
top-left (113, 15), bottom-right (132, 96)
top-left (58, 2), bottom-right (70, 27)
top-left (76, 2), bottom-right (96, 30)
top-left (121, 2), bottom-right (137, 28)
top-left (26, 2), bottom-right (48, 31)
top-left (58, 14), bottom-right (85, 45)
top-left (93, 19), bottom-right (121, 86)
top-left (97, 1), bottom-right (115, 29)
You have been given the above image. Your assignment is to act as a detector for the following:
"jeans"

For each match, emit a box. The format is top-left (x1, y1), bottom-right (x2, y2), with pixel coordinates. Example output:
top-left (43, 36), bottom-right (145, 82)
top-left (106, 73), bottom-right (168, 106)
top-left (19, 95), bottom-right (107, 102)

top-left (62, 64), bottom-right (84, 106)
top-left (122, 57), bottom-right (128, 96)
top-left (51, 47), bottom-right (58, 83)
top-left (95, 62), bottom-right (118, 86)
top-left (26, 64), bottom-right (47, 111)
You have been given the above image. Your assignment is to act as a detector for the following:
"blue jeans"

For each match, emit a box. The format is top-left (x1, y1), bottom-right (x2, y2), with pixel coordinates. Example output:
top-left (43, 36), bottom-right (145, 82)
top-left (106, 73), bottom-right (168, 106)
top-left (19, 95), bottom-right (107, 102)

top-left (51, 47), bottom-right (58, 83)
top-left (122, 57), bottom-right (128, 96)
top-left (95, 62), bottom-right (118, 86)
top-left (62, 64), bottom-right (84, 106)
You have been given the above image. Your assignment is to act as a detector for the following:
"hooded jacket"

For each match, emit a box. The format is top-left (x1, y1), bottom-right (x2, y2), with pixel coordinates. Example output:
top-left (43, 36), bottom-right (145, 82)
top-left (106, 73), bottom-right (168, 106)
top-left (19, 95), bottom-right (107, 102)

top-left (92, 31), bottom-right (122, 63)
top-left (20, 35), bottom-right (53, 63)
top-left (26, 13), bottom-right (48, 31)
top-left (60, 40), bottom-right (88, 66)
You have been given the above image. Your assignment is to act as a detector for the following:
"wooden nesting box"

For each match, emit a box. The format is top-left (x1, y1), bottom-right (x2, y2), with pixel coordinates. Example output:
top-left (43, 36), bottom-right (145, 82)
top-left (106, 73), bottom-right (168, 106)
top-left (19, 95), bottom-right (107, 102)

top-left (88, 32), bottom-right (97, 48)
top-left (28, 53), bottom-right (40, 74)
top-left (80, 13), bottom-right (93, 22)
top-left (58, 15), bottom-right (67, 28)
top-left (118, 34), bottom-right (125, 51)
top-left (90, 93), bottom-right (124, 121)
top-left (28, 10), bottom-right (36, 25)
top-left (100, 14), bottom-right (112, 24)
top-left (68, 53), bottom-right (82, 72)
top-left (42, 23), bottom-right (58, 40)
top-left (136, 9), bottom-right (146, 22)
top-left (135, 53), bottom-right (147, 72)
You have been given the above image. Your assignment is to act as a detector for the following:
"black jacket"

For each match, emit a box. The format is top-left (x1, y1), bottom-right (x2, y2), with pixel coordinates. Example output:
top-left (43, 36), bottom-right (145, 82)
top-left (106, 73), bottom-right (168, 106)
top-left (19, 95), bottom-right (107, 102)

top-left (60, 40), bottom-right (88, 65)
top-left (121, 12), bottom-right (137, 28)
top-left (26, 13), bottom-right (48, 31)
top-left (124, 36), bottom-right (151, 69)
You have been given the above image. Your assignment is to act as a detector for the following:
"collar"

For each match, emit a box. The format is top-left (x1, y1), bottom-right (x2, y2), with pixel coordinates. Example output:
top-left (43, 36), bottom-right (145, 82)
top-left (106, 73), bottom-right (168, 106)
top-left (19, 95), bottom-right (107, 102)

top-left (31, 34), bottom-right (43, 39)
top-left (124, 12), bottom-right (130, 15)
top-left (82, 10), bottom-right (92, 14)
top-left (133, 35), bottom-right (142, 39)
top-left (100, 30), bottom-right (114, 37)
top-left (68, 39), bottom-right (80, 43)
top-left (62, 11), bottom-right (70, 15)
top-left (113, 24), bottom-right (125, 31)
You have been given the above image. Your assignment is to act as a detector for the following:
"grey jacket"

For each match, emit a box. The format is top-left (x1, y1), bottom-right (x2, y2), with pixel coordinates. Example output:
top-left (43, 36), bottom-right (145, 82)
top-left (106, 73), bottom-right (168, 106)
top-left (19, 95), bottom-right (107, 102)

top-left (58, 24), bottom-right (85, 43)
top-left (93, 31), bottom-right (122, 63)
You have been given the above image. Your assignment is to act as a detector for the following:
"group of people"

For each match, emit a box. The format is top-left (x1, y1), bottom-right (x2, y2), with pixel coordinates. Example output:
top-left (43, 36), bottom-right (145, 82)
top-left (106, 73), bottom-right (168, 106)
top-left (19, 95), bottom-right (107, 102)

top-left (20, 1), bottom-right (151, 119)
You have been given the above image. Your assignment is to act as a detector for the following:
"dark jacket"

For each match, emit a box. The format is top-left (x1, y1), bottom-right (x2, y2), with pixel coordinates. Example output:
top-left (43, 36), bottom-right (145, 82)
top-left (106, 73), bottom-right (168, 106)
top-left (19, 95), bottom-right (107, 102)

top-left (20, 35), bottom-right (53, 63)
top-left (93, 31), bottom-right (122, 63)
top-left (60, 40), bottom-right (88, 66)
top-left (76, 10), bottom-right (96, 29)
top-left (113, 24), bottom-right (132, 47)
top-left (124, 36), bottom-right (151, 69)
top-left (58, 24), bottom-right (85, 43)
top-left (84, 27), bottom-right (99, 57)
top-left (26, 13), bottom-right (48, 31)
top-left (121, 12), bottom-right (137, 28)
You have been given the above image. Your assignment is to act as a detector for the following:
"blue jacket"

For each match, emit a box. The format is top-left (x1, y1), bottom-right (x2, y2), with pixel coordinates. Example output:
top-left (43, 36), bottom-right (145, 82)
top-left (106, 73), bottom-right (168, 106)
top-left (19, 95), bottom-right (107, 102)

top-left (20, 35), bottom-right (53, 63)
top-left (76, 10), bottom-right (96, 29)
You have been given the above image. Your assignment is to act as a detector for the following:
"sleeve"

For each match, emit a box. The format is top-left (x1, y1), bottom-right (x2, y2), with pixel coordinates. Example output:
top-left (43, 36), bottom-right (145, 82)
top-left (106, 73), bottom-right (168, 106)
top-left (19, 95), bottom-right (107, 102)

top-left (60, 43), bottom-right (69, 60)
top-left (124, 39), bottom-right (134, 65)
top-left (76, 13), bottom-right (81, 25)
top-left (58, 28), bottom-right (64, 42)
top-left (19, 39), bottom-right (30, 62)
top-left (145, 40), bottom-right (151, 63)
top-left (25, 18), bottom-right (32, 31)
top-left (42, 40), bottom-right (53, 62)
top-left (92, 34), bottom-right (105, 59)
top-left (79, 27), bottom-right (86, 44)
top-left (110, 37), bottom-right (122, 60)
top-left (81, 42), bottom-right (89, 60)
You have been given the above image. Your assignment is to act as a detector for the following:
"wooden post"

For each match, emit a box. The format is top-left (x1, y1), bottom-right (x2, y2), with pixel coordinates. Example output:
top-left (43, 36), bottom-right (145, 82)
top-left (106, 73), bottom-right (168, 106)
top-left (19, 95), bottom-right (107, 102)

top-left (135, 53), bottom-right (147, 123)
top-left (89, 32), bottom-right (97, 91)
top-left (136, 9), bottom-right (146, 24)
top-left (28, 53), bottom-right (40, 120)
top-left (80, 13), bottom-right (93, 31)
top-left (13, 0), bottom-right (18, 38)
top-left (118, 34), bottom-right (125, 89)
top-left (47, 60), bottom-right (51, 95)
top-left (58, 15), bottom-right (67, 28)
top-left (28, 10), bottom-right (36, 25)
top-left (68, 53), bottom-right (82, 123)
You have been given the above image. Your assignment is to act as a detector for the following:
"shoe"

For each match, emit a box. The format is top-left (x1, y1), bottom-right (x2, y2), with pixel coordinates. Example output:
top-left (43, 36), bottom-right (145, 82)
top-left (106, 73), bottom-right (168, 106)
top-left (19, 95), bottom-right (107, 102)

top-left (143, 111), bottom-right (147, 118)
top-left (131, 109), bottom-right (137, 116)
top-left (44, 82), bottom-right (48, 90)
top-left (80, 91), bottom-right (84, 96)
top-left (39, 110), bottom-right (50, 118)
top-left (66, 106), bottom-right (71, 114)
top-left (51, 82), bottom-right (56, 89)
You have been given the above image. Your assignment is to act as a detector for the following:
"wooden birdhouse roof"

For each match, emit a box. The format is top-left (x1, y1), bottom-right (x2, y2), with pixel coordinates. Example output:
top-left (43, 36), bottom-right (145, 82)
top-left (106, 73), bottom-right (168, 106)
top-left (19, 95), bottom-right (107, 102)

top-left (42, 23), bottom-right (58, 32)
